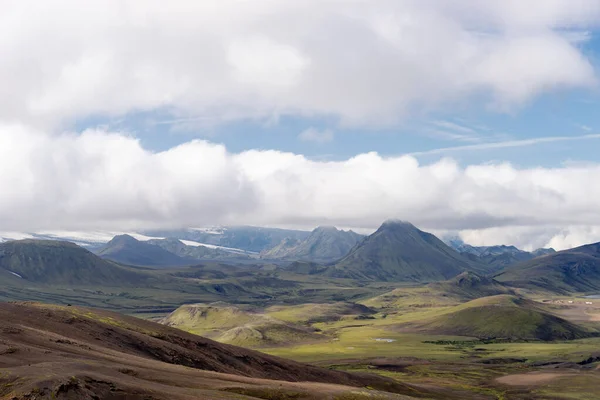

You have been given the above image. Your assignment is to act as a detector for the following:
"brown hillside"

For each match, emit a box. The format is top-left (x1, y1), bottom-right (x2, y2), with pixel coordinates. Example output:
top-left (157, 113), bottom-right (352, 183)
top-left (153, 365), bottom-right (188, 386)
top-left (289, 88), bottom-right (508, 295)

top-left (0, 302), bottom-right (424, 400)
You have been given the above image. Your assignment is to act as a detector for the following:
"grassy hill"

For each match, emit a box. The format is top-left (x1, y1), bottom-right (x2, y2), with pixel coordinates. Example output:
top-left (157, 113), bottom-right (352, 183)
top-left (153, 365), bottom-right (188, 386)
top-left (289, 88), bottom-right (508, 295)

top-left (0, 239), bottom-right (149, 285)
top-left (494, 242), bottom-right (600, 294)
top-left (0, 302), bottom-right (416, 400)
top-left (161, 303), bottom-right (324, 347)
top-left (428, 271), bottom-right (515, 300)
top-left (266, 301), bottom-right (376, 324)
top-left (325, 221), bottom-right (483, 282)
top-left (97, 234), bottom-right (193, 267)
top-left (362, 272), bottom-right (512, 310)
top-left (261, 226), bottom-right (364, 262)
top-left (401, 295), bottom-right (592, 340)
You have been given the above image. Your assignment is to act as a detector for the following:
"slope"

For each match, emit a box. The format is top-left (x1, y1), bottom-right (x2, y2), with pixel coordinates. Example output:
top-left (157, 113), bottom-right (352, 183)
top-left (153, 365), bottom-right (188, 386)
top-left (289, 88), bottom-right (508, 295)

top-left (144, 226), bottom-right (312, 253)
top-left (325, 220), bottom-right (484, 282)
top-left (494, 242), bottom-right (600, 294)
top-left (148, 237), bottom-right (251, 261)
top-left (428, 271), bottom-right (515, 300)
top-left (0, 239), bottom-right (148, 285)
top-left (161, 303), bottom-right (323, 348)
top-left (266, 301), bottom-right (377, 324)
top-left (449, 239), bottom-right (556, 272)
top-left (97, 234), bottom-right (193, 267)
top-left (261, 226), bottom-right (364, 262)
top-left (363, 272), bottom-right (513, 310)
top-left (401, 295), bottom-right (592, 341)
top-left (0, 302), bottom-right (422, 400)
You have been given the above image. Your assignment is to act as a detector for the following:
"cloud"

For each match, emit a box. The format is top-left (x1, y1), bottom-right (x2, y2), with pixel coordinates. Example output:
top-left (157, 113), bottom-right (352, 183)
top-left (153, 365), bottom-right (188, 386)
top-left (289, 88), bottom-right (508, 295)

top-left (1, 125), bottom-right (600, 250)
top-left (409, 133), bottom-right (600, 156)
top-left (0, 0), bottom-right (597, 128)
top-left (298, 128), bottom-right (335, 143)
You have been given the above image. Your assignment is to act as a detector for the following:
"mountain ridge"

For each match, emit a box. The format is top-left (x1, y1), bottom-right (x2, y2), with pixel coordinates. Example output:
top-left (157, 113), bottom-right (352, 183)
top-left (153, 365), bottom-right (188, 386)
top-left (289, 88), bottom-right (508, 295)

top-left (261, 225), bottom-right (364, 262)
top-left (323, 220), bottom-right (485, 282)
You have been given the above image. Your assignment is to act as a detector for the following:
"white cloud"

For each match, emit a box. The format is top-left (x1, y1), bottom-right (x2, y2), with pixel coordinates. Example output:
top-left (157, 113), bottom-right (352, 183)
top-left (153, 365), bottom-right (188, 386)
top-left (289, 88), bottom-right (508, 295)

top-left (0, 0), bottom-right (597, 127)
top-left (1, 125), bottom-right (600, 250)
top-left (298, 128), bottom-right (335, 143)
top-left (410, 133), bottom-right (600, 156)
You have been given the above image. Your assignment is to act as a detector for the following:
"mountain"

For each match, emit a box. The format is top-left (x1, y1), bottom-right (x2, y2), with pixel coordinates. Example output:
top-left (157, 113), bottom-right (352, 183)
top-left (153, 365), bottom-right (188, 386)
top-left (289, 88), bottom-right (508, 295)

top-left (532, 247), bottom-right (557, 257)
top-left (449, 239), bottom-right (556, 272)
top-left (401, 295), bottom-right (592, 341)
top-left (0, 302), bottom-right (418, 400)
top-left (147, 238), bottom-right (251, 261)
top-left (261, 226), bottom-right (364, 262)
top-left (324, 220), bottom-right (483, 282)
top-left (143, 226), bottom-right (311, 253)
top-left (96, 234), bottom-right (193, 267)
top-left (0, 239), bottom-right (147, 285)
top-left (494, 242), bottom-right (600, 294)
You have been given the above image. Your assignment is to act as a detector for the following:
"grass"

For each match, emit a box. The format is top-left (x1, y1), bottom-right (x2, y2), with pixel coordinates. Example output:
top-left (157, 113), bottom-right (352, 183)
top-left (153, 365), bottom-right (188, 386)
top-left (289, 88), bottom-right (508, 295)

top-left (162, 303), bottom-right (324, 347)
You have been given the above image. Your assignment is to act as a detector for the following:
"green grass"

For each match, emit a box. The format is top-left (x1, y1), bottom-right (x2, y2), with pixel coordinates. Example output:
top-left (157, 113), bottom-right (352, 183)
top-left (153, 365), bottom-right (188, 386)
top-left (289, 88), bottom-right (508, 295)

top-left (162, 303), bottom-right (324, 347)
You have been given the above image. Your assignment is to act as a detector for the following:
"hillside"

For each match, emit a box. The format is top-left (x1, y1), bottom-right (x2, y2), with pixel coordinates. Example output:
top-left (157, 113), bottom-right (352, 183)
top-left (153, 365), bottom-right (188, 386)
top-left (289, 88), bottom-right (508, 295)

top-left (0, 239), bottom-right (148, 285)
top-left (161, 303), bottom-right (323, 347)
top-left (261, 226), bottom-right (364, 262)
top-left (428, 271), bottom-right (515, 300)
top-left (0, 302), bottom-right (419, 400)
top-left (450, 241), bottom-right (556, 272)
top-left (494, 242), bottom-right (600, 294)
top-left (148, 237), bottom-right (251, 261)
top-left (143, 226), bottom-right (312, 253)
top-left (324, 221), bottom-right (483, 282)
top-left (401, 295), bottom-right (592, 340)
top-left (266, 301), bottom-right (376, 324)
top-left (97, 234), bottom-right (193, 267)
top-left (362, 272), bottom-right (513, 310)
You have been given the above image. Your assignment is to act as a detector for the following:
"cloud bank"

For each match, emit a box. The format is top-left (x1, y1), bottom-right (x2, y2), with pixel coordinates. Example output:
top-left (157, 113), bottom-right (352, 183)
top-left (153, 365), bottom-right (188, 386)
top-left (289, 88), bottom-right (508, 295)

top-left (1, 125), bottom-right (599, 250)
top-left (0, 0), bottom-right (598, 127)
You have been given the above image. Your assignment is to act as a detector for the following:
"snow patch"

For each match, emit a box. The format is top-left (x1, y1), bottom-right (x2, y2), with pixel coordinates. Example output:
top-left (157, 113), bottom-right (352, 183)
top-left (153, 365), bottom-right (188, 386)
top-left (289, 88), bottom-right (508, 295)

top-left (8, 271), bottom-right (22, 279)
top-left (179, 239), bottom-right (257, 255)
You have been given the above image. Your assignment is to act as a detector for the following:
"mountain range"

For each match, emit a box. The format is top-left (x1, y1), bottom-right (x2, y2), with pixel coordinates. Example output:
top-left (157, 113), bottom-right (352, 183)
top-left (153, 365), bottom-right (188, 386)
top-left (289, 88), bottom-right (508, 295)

top-left (448, 239), bottom-right (556, 272)
top-left (142, 226), bottom-right (311, 253)
top-left (260, 226), bottom-right (363, 262)
top-left (495, 242), bottom-right (600, 294)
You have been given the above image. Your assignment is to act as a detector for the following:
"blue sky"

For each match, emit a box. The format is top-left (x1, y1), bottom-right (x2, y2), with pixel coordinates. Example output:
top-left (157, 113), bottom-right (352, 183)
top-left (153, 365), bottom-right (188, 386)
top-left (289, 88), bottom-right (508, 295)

top-left (81, 84), bottom-right (600, 169)
top-left (3, 0), bottom-right (600, 250)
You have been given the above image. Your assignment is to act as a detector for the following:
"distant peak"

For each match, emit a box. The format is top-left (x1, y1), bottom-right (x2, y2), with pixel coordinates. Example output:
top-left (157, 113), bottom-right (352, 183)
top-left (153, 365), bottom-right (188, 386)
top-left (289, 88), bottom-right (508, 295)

top-left (108, 234), bottom-right (139, 243)
top-left (379, 219), bottom-right (417, 230)
top-left (313, 226), bottom-right (338, 233)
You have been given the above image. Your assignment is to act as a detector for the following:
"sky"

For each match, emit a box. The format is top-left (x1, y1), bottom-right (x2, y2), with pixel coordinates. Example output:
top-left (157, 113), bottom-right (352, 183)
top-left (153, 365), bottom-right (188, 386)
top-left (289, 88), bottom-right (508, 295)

top-left (2, 0), bottom-right (600, 250)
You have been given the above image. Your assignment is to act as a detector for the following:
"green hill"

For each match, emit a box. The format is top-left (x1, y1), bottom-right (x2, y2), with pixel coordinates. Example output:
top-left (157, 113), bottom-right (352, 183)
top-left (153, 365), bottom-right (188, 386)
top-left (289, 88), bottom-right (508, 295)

top-left (428, 271), bottom-right (514, 300)
top-left (261, 226), bottom-right (364, 263)
top-left (266, 302), bottom-right (376, 324)
top-left (494, 242), bottom-right (600, 294)
top-left (324, 221), bottom-right (483, 282)
top-left (161, 303), bottom-right (323, 348)
top-left (0, 239), bottom-right (148, 285)
top-left (402, 295), bottom-right (591, 341)
top-left (362, 272), bottom-right (512, 310)
top-left (97, 235), bottom-right (193, 267)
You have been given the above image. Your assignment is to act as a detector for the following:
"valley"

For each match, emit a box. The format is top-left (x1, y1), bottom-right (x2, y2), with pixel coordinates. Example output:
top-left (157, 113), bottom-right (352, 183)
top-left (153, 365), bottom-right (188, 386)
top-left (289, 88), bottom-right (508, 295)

top-left (2, 221), bottom-right (600, 399)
